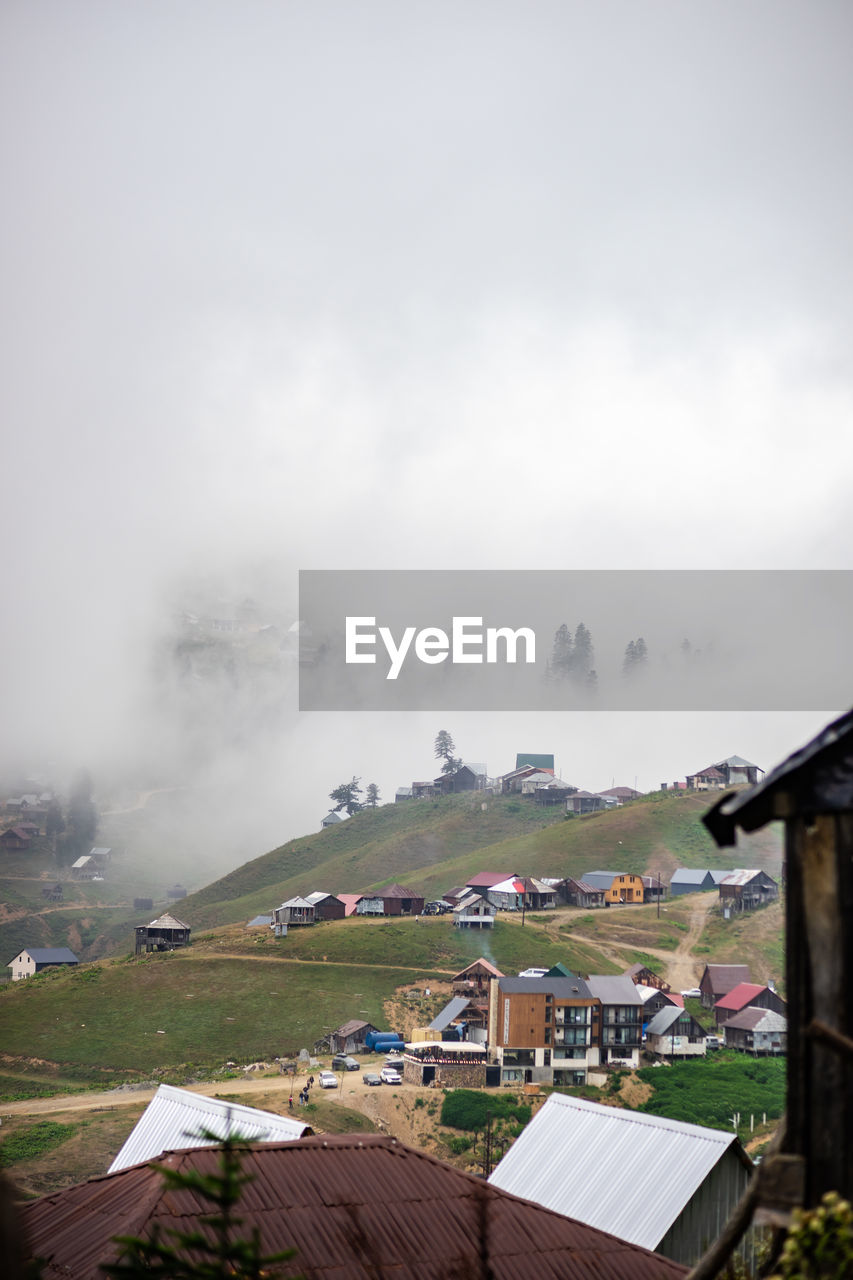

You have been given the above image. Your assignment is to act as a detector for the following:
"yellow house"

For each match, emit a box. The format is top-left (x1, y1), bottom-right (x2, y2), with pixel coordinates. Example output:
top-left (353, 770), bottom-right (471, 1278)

top-left (605, 873), bottom-right (645, 905)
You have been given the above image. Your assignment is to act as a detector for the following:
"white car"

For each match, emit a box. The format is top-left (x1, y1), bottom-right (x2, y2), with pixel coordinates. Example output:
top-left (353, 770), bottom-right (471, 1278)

top-left (518, 967), bottom-right (549, 978)
top-left (318, 1071), bottom-right (338, 1089)
top-left (380, 1067), bottom-right (401, 1084)
top-left (680, 988), bottom-right (702, 999)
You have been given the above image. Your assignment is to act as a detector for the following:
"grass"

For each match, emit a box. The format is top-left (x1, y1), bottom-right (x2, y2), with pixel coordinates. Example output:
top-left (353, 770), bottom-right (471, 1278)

top-left (637, 1052), bottom-right (786, 1137)
top-left (0, 1120), bottom-right (77, 1166)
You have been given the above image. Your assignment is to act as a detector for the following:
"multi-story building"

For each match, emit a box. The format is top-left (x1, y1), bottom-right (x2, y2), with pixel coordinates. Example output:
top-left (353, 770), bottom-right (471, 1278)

top-left (488, 974), bottom-right (600, 1085)
top-left (586, 975), bottom-right (645, 1067)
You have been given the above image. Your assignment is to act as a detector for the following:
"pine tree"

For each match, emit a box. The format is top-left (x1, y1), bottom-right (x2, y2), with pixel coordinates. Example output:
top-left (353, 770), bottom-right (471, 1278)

top-left (551, 624), bottom-right (573, 679)
top-left (328, 777), bottom-right (363, 815)
top-left (365, 783), bottom-right (380, 808)
top-left (572, 622), bottom-right (594, 677)
top-left (434, 730), bottom-right (462, 775)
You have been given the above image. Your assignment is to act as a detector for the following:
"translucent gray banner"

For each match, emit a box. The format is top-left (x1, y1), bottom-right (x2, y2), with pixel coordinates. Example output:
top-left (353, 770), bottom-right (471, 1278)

top-left (298, 570), bottom-right (852, 711)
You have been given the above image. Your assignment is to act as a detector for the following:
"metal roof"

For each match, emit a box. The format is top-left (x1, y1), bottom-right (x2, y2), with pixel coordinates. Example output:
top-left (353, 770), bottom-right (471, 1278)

top-left (144, 913), bottom-right (190, 930)
top-left (724, 1007), bottom-right (787, 1033)
top-left (586, 975), bottom-right (644, 1006)
top-left (428, 996), bottom-right (471, 1030)
top-left (489, 1094), bottom-right (745, 1252)
top-left (670, 868), bottom-right (715, 886)
top-left (246, 914), bottom-right (274, 927)
top-left (645, 1006), bottom-right (687, 1036)
top-left (14, 947), bottom-right (78, 964)
top-left (108, 1084), bottom-right (310, 1173)
top-left (24, 1134), bottom-right (687, 1280)
top-left (714, 983), bottom-right (770, 1011)
top-left (499, 975), bottom-right (593, 999)
top-left (701, 964), bottom-right (751, 994)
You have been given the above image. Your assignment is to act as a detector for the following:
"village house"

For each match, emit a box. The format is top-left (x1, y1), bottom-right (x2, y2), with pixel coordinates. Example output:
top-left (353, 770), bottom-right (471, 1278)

top-left (551, 876), bottom-right (607, 908)
top-left (274, 897), bottom-right (316, 929)
top-left (566, 790), bottom-right (609, 815)
top-left (722, 1007), bottom-right (787, 1055)
top-left (718, 868), bottom-right (779, 913)
top-left (452, 893), bottom-right (496, 928)
top-left (636, 984), bottom-right (684, 1027)
top-left (699, 963), bottom-right (751, 1009)
top-left (8, 946), bottom-right (79, 981)
top-left (305, 891), bottom-right (346, 921)
top-left (71, 854), bottom-right (99, 880)
top-left (320, 810), bottom-right (348, 829)
top-left (669, 868), bottom-right (729, 896)
top-left (624, 963), bottom-right (671, 992)
top-left (436, 762), bottom-right (489, 794)
top-left (686, 756), bottom-right (764, 790)
top-left (533, 779), bottom-right (579, 805)
top-left (451, 957), bottom-right (504, 998)
top-left (713, 982), bottom-right (787, 1029)
top-left (645, 1005), bottom-right (708, 1058)
top-left (326, 1019), bottom-right (381, 1055)
top-left (0, 826), bottom-right (33, 851)
top-left (134, 913), bottom-right (191, 955)
top-left (598, 785), bottom-right (642, 802)
top-left (375, 883), bottom-right (425, 916)
top-left (583, 870), bottom-right (646, 905)
top-left (489, 1093), bottom-right (755, 1268)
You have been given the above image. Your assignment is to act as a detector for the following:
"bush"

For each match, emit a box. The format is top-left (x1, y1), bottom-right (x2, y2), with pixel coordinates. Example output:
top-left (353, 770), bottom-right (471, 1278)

top-left (440, 1089), bottom-right (531, 1132)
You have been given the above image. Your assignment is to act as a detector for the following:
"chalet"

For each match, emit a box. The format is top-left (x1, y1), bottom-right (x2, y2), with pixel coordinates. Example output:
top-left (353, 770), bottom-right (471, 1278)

top-left (0, 826), bottom-right (32, 850)
top-left (305, 891), bottom-right (346, 921)
top-left (644, 1006), bottom-right (708, 1058)
top-left (327, 1019), bottom-right (381, 1055)
top-left (451, 957), bottom-right (504, 997)
top-left (718, 868), bottom-right (779, 913)
top-left (489, 1092), bottom-right (755, 1268)
top-left (636, 985), bottom-right (684, 1025)
top-left (499, 764), bottom-right (542, 793)
top-left (713, 982), bottom-right (787, 1029)
top-left (624, 963), bottom-right (671, 992)
top-left (723, 1007), bottom-right (787, 1055)
top-left (699, 963), bottom-right (751, 1009)
top-left (518, 770), bottom-right (560, 795)
top-left (411, 779), bottom-right (440, 798)
top-left (465, 871), bottom-right (511, 894)
top-left (23, 1134), bottom-right (688, 1280)
top-left (585, 871), bottom-right (645, 905)
top-left (587, 975), bottom-right (644, 1067)
top-left (482, 875), bottom-right (556, 912)
top-left (135, 914), bottom-right (191, 954)
top-left (274, 897), bottom-right (316, 928)
top-left (453, 893), bottom-right (496, 928)
top-left (375, 883), bottom-right (424, 916)
top-left (8, 947), bottom-right (79, 981)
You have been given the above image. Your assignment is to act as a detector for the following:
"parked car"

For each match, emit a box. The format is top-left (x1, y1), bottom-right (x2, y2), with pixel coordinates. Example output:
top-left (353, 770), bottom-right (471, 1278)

top-left (384, 1056), bottom-right (404, 1070)
top-left (518, 967), bottom-right (548, 978)
top-left (363, 1072), bottom-right (382, 1086)
top-left (380, 1067), bottom-right (402, 1084)
top-left (705, 1035), bottom-right (722, 1050)
top-left (332, 1055), bottom-right (360, 1071)
top-left (318, 1071), bottom-right (338, 1088)
top-left (680, 988), bottom-right (702, 999)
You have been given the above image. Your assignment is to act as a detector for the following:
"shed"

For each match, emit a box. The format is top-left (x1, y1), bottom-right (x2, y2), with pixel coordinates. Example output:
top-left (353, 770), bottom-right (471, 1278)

top-left (274, 897), bottom-right (316, 928)
top-left (375, 883), bottom-right (424, 916)
top-left (669, 869), bottom-right (717, 896)
top-left (718, 868), bottom-right (779, 913)
top-left (23, 1134), bottom-right (688, 1280)
top-left (108, 1083), bottom-right (311, 1173)
top-left (305, 891), bottom-right (346, 921)
top-left (135, 913), bottom-right (191, 955)
top-left (321, 809), bottom-right (348, 828)
top-left (489, 1092), bottom-right (754, 1268)
top-left (327, 1019), bottom-right (380, 1055)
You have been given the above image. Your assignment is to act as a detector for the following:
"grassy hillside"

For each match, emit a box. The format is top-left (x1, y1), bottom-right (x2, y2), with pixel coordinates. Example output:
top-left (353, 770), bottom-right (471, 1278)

top-left (179, 790), bottom-right (782, 931)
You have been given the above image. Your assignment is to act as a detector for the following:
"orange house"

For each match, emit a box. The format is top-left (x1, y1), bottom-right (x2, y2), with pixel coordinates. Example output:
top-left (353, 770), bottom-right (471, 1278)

top-left (605, 873), bottom-right (645, 905)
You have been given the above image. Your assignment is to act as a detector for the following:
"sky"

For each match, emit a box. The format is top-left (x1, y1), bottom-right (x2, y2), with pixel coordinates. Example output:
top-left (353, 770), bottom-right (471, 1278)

top-left (2, 2), bottom-right (852, 870)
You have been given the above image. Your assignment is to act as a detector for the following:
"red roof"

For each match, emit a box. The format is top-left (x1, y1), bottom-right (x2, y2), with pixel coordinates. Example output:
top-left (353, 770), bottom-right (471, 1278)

top-left (379, 883), bottom-right (422, 899)
top-left (23, 1135), bottom-right (687, 1279)
top-left (714, 982), bottom-right (766, 1012)
top-left (453, 957), bottom-right (504, 981)
top-left (466, 871), bottom-right (511, 888)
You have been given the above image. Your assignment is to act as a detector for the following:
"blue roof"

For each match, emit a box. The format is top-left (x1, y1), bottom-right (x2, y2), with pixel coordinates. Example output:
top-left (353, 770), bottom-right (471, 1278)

top-left (23, 948), bottom-right (79, 964)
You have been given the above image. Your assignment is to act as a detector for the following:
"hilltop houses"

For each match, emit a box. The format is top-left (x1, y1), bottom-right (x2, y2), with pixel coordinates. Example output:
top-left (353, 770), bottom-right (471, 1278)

top-left (135, 913), bottom-right (191, 955)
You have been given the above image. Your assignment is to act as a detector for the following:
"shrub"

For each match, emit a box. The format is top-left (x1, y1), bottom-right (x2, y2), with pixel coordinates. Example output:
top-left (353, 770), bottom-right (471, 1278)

top-left (440, 1089), bottom-right (531, 1132)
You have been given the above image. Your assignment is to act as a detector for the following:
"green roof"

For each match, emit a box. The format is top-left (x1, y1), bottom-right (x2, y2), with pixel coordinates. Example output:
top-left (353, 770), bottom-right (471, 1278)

top-left (516, 753), bottom-right (554, 771)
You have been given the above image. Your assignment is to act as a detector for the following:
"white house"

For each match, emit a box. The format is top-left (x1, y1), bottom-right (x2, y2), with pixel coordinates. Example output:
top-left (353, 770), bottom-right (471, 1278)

top-left (8, 947), bottom-right (79, 981)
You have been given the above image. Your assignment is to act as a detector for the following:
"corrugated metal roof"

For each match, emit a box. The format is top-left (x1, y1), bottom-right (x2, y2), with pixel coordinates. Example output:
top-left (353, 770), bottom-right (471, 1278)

top-left (701, 964), bottom-right (751, 994)
top-left (645, 1006), bottom-right (685, 1036)
top-left (724, 1007), bottom-right (787, 1033)
top-left (108, 1085), bottom-right (309, 1174)
top-left (499, 975), bottom-right (593, 998)
top-left (145, 913), bottom-right (190, 929)
top-left (670, 869), bottom-right (714, 886)
top-left (715, 982), bottom-right (767, 1011)
top-left (25, 1134), bottom-right (687, 1280)
top-left (428, 996), bottom-right (471, 1030)
top-left (718, 868), bottom-right (766, 887)
top-left (489, 1094), bottom-right (742, 1252)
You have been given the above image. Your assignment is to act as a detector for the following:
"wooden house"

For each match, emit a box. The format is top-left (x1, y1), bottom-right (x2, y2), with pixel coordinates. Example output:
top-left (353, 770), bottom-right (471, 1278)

top-left (714, 982), bottom-right (786, 1028)
top-left (375, 883), bottom-right (425, 916)
top-left (698, 963), bottom-right (751, 1010)
top-left (135, 914), bottom-right (191, 955)
top-left (451, 957), bottom-right (504, 997)
top-left (723, 1007), bottom-right (787, 1055)
top-left (0, 826), bottom-right (32, 850)
top-left (327, 1019), bottom-right (380, 1055)
top-left (718, 868), bottom-right (778, 913)
top-left (624, 963), bottom-right (671, 992)
top-left (605, 872), bottom-right (645, 905)
top-left (559, 877), bottom-right (607, 908)
top-left (305, 891), bottom-right (346, 921)
top-left (645, 1006), bottom-right (708, 1058)
top-left (273, 897), bottom-right (316, 928)
top-left (453, 893), bottom-right (496, 928)
top-left (436, 763), bottom-right (488, 795)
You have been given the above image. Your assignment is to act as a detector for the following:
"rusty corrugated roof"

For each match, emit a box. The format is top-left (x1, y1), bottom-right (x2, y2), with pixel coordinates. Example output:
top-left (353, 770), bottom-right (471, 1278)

top-left (23, 1134), bottom-right (687, 1280)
